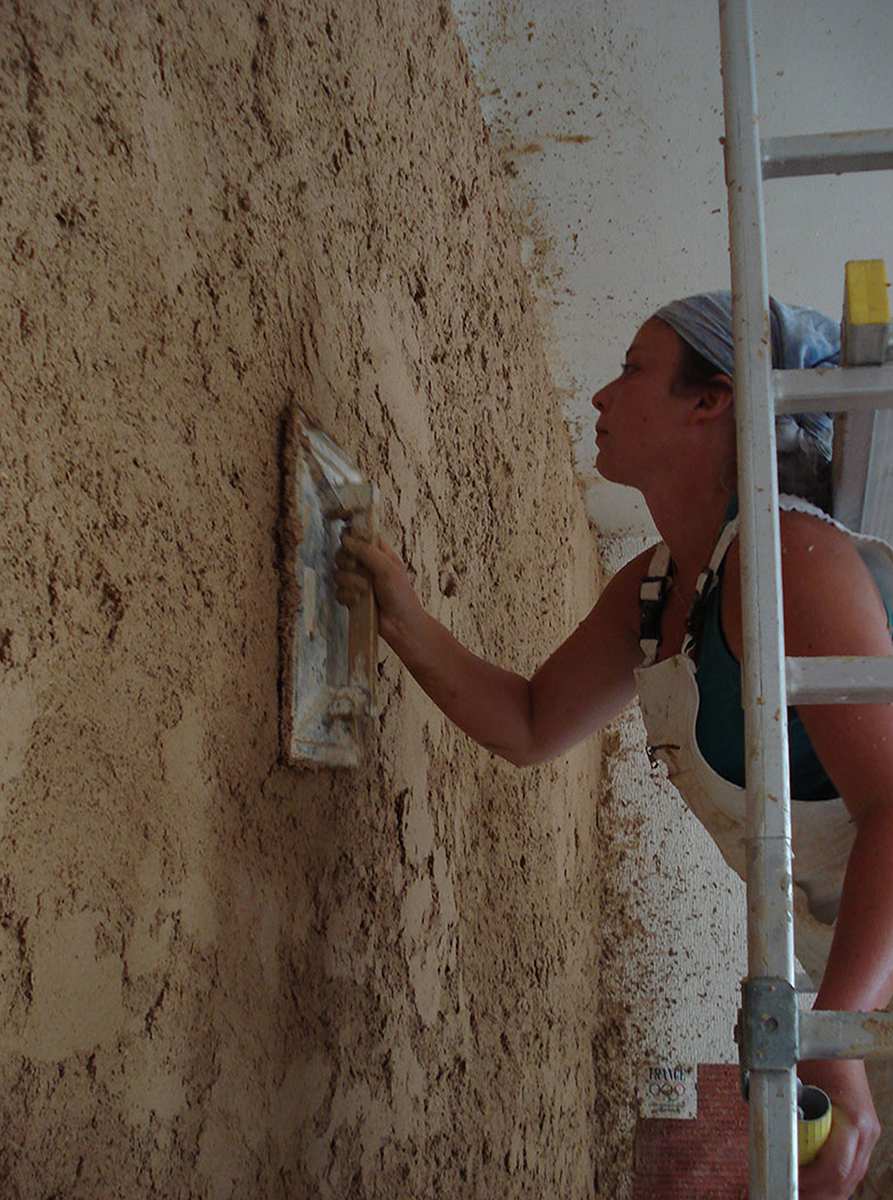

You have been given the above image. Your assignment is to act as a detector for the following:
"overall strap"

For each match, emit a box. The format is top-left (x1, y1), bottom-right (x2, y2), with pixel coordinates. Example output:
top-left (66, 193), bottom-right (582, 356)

top-left (681, 518), bottom-right (740, 657)
top-left (638, 517), bottom-right (742, 668)
top-left (639, 543), bottom-right (674, 667)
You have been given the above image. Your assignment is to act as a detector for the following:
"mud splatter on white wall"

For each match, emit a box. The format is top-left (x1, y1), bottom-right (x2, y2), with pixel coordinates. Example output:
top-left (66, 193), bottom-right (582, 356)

top-left (0, 1), bottom-right (608, 1196)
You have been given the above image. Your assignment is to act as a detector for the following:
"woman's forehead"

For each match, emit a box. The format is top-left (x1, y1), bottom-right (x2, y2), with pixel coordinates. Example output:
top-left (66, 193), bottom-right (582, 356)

top-left (627, 317), bottom-right (682, 357)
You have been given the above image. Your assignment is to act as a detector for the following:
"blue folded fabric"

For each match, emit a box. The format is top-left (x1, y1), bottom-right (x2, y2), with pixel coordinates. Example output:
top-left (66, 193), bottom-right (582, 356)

top-left (654, 290), bottom-right (838, 460)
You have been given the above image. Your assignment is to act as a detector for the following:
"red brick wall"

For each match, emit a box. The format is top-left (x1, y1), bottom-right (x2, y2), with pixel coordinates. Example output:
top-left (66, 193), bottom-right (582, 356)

top-left (633, 1064), bottom-right (749, 1199)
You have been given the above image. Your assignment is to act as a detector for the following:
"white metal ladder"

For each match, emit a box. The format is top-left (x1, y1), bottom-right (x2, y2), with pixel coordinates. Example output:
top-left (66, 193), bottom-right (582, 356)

top-left (718, 2), bottom-right (893, 1196)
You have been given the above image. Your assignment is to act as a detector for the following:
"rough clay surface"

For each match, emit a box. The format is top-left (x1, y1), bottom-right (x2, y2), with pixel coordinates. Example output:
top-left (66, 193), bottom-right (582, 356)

top-left (0, 2), bottom-right (613, 1197)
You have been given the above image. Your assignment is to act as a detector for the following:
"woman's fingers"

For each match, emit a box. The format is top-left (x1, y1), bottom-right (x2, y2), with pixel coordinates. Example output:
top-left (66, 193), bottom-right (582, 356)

top-left (799, 1115), bottom-right (866, 1199)
top-left (333, 528), bottom-right (423, 646)
top-left (797, 1061), bottom-right (880, 1200)
top-left (334, 548), bottom-right (358, 571)
top-left (334, 571), bottom-right (369, 595)
top-left (341, 531), bottom-right (390, 570)
top-left (338, 532), bottom-right (404, 592)
top-left (334, 532), bottom-right (393, 612)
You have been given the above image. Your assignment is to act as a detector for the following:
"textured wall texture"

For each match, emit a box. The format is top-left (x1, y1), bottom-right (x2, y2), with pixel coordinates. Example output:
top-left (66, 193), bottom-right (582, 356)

top-left (0, 1), bottom-right (605, 1197)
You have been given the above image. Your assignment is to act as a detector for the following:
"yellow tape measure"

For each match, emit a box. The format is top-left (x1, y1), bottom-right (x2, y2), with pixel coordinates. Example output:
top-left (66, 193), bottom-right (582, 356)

top-left (798, 1083), bottom-right (832, 1166)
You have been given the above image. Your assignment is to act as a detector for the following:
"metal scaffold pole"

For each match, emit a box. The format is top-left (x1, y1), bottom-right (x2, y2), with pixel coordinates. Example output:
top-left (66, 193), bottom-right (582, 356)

top-left (718, 1), bottom-right (798, 1194)
top-left (718, 2), bottom-right (893, 1196)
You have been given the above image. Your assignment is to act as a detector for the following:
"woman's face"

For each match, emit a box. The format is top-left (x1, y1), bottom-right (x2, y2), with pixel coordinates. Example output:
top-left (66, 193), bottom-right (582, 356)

top-left (592, 318), bottom-right (687, 487)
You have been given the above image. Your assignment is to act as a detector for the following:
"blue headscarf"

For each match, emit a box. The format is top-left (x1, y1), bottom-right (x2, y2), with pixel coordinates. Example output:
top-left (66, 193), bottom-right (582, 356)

top-left (654, 290), bottom-right (838, 462)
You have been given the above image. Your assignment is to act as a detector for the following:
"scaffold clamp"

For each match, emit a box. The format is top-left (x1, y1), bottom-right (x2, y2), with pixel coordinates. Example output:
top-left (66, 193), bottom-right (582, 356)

top-left (737, 977), bottom-right (799, 1073)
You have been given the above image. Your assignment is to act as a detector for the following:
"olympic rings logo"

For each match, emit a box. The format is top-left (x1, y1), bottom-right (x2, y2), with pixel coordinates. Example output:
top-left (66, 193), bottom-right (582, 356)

top-left (648, 1081), bottom-right (687, 1099)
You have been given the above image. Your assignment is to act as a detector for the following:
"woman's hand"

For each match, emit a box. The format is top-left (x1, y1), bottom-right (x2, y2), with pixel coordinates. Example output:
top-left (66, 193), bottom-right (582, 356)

top-left (798, 1059), bottom-right (880, 1199)
top-left (334, 532), bottom-right (424, 647)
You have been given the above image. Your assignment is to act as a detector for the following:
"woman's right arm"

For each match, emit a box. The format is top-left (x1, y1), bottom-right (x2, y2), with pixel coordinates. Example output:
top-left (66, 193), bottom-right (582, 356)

top-left (335, 533), bottom-right (648, 765)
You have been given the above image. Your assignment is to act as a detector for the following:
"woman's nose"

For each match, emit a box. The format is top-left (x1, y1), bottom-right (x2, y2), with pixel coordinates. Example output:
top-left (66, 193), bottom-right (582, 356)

top-left (592, 383), bottom-right (610, 412)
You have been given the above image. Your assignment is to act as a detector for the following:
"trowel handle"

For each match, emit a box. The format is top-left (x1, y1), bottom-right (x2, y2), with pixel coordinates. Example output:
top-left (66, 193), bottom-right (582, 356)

top-left (345, 491), bottom-right (379, 714)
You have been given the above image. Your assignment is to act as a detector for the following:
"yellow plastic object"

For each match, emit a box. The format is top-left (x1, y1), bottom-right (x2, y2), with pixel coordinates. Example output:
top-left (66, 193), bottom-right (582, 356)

top-left (843, 259), bottom-right (891, 365)
top-left (798, 1085), bottom-right (832, 1166)
top-left (846, 260), bottom-right (890, 325)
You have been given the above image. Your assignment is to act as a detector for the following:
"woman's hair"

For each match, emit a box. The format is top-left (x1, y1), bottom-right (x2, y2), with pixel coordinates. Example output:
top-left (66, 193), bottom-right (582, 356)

top-left (671, 338), bottom-right (722, 393)
top-left (671, 333), bottom-right (833, 513)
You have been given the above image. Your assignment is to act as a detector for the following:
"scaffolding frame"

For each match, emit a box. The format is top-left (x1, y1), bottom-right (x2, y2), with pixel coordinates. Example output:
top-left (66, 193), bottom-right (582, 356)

top-left (718, 2), bottom-right (893, 1196)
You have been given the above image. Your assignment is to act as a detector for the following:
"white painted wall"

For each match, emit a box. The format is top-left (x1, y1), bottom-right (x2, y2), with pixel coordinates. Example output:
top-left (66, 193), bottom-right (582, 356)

top-left (453, 0), bottom-right (893, 535)
top-left (451, 0), bottom-right (892, 1096)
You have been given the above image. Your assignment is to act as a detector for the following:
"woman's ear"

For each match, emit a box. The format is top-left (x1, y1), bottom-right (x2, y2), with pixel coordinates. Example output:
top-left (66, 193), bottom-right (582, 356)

top-left (691, 373), bottom-right (734, 422)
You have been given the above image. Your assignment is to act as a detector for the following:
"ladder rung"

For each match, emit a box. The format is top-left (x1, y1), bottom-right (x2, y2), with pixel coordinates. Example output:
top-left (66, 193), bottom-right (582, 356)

top-left (786, 656), bottom-right (893, 705)
top-left (762, 129), bottom-right (893, 179)
top-left (773, 364), bottom-right (893, 415)
top-left (800, 1008), bottom-right (893, 1061)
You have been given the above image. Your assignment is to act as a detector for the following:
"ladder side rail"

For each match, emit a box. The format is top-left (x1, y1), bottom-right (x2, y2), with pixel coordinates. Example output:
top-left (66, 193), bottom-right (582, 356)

top-left (832, 409), bottom-right (875, 529)
top-left (720, 2), bottom-right (798, 1196)
top-left (762, 128), bottom-right (893, 179)
top-left (861, 410), bottom-right (893, 537)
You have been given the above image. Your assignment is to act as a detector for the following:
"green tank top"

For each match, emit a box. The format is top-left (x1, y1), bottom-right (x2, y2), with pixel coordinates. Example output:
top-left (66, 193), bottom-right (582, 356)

top-left (693, 493), bottom-right (893, 800)
top-left (694, 570), bottom-right (838, 801)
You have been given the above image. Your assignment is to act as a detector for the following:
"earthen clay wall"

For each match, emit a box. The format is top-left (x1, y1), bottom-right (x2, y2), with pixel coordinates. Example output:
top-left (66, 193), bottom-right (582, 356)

top-left (1, 2), bottom-right (606, 1196)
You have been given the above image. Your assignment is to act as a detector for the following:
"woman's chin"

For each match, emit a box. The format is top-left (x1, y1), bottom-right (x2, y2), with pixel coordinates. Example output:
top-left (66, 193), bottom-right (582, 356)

top-left (595, 458), bottom-right (643, 492)
top-left (594, 451), bottom-right (621, 484)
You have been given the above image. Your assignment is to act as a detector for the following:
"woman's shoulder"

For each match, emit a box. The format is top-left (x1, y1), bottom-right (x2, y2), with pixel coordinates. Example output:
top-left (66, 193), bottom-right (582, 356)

top-left (724, 501), bottom-right (861, 572)
top-left (777, 504), bottom-right (869, 580)
top-left (722, 503), bottom-right (890, 655)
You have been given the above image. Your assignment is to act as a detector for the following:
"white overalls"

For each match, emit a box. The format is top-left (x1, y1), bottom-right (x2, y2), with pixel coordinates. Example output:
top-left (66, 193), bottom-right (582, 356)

top-left (634, 496), bottom-right (893, 1196)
